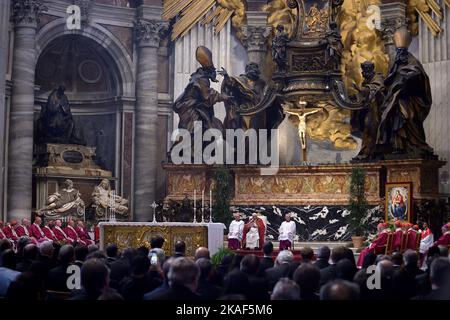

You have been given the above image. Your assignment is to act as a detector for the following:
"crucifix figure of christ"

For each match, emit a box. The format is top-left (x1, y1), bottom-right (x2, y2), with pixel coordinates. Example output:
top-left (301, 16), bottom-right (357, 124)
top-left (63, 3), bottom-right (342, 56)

top-left (284, 103), bottom-right (323, 162)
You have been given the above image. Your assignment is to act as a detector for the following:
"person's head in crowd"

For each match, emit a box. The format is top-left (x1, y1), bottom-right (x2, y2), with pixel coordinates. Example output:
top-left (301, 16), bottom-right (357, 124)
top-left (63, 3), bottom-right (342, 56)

top-left (137, 246), bottom-right (149, 257)
top-left (438, 246), bottom-right (449, 258)
top-left (430, 257), bottom-right (450, 290)
top-left (284, 213), bottom-right (291, 222)
top-left (98, 289), bottom-right (123, 300)
top-left (330, 246), bottom-right (347, 264)
top-left (375, 254), bottom-right (391, 264)
top-left (391, 252), bottom-right (403, 267)
top-left (168, 257), bottom-right (200, 293)
top-left (77, 220), bottom-right (85, 229)
top-left (271, 278), bottom-right (300, 300)
top-left (88, 244), bottom-right (99, 253)
top-left (58, 244), bottom-right (75, 265)
top-left (22, 218), bottom-right (30, 227)
top-left (0, 238), bottom-right (12, 253)
top-left (38, 241), bottom-right (54, 258)
top-left (162, 257), bottom-right (175, 282)
top-left (1, 249), bottom-right (16, 269)
top-left (229, 254), bottom-right (244, 271)
top-left (87, 250), bottom-right (107, 261)
top-left (81, 258), bottom-right (109, 297)
top-left (150, 235), bottom-right (165, 249)
top-left (240, 254), bottom-right (259, 275)
top-left (275, 250), bottom-right (294, 266)
top-left (300, 246), bottom-right (314, 263)
top-left (131, 255), bottom-right (150, 277)
top-left (317, 246), bottom-right (330, 261)
top-left (362, 251), bottom-right (376, 269)
top-left (376, 259), bottom-right (394, 279)
top-left (67, 219), bottom-right (75, 228)
top-left (403, 249), bottom-right (419, 267)
top-left (174, 241), bottom-right (186, 257)
top-left (343, 247), bottom-right (357, 268)
top-left (23, 243), bottom-right (39, 261)
top-left (194, 247), bottom-right (210, 260)
top-left (106, 244), bottom-right (118, 259)
top-left (16, 236), bottom-right (32, 256)
top-left (196, 258), bottom-right (213, 280)
top-left (293, 262), bottom-right (321, 299)
top-left (263, 241), bottom-right (273, 257)
top-left (320, 280), bottom-right (360, 300)
top-left (75, 245), bottom-right (89, 263)
top-left (55, 219), bottom-right (62, 227)
top-left (33, 216), bottom-right (42, 226)
top-left (223, 269), bottom-right (250, 298)
top-left (336, 259), bottom-right (356, 282)
top-left (122, 248), bottom-right (135, 262)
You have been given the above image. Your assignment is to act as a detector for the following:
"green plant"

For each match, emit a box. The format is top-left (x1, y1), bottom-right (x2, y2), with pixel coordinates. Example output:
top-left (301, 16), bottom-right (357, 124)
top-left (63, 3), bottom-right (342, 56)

top-left (348, 167), bottom-right (367, 236)
top-left (212, 166), bottom-right (233, 226)
top-left (211, 247), bottom-right (235, 267)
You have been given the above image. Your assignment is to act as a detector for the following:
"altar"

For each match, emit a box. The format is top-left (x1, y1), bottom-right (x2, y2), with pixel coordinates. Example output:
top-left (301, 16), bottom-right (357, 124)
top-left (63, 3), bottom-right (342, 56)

top-left (98, 222), bottom-right (226, 256)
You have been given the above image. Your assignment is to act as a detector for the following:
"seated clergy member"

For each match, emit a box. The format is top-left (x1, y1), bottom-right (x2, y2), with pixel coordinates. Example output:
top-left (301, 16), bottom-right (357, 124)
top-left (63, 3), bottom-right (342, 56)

top-left (65, 219), bottom-right (86, 246)
top-left (29, 216), bottom-right (50, 243)
top-left (357, 223), bottom-right (389, 268)
top-left (228, 212), bottom-right (244, 250)
top-left (392, 220), bottom-right (404, 252)
top-left (419, 222), bottom-right (434, 255)
top-left (53, 219), bottom-right (73, 244)
top-left (3, 220), bottom-right (18, 243)
top-left (42, 220), bottom-right (57, 241)
top-left (433, 222), bottom-right (450, 247)
top-left (278, 213), bottom-right (296, 250)
top-left (242, 213), bottom-right (266, 250)
top-left (405, 224), bottom-right (421, 250)
top-left (16, 218), bottom-right (38, 244)
top-left (76, 220), bottom-right (94, 246)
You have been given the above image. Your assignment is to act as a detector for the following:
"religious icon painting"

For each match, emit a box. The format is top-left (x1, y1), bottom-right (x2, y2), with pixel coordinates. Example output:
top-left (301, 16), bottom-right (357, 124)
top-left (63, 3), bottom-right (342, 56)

top-left (385, 182), bottom-right (412, 223)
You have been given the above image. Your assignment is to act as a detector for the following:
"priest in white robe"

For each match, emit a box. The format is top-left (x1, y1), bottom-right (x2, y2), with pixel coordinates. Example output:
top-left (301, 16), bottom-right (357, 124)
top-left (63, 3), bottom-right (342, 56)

top-left (278, 213), bottom-right (296, 250)
top-left (228, 212), bottom-right (244, 250)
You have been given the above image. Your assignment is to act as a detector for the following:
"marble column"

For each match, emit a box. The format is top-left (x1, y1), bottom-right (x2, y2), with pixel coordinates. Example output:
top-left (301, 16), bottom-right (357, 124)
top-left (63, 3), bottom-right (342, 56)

top-left (380, 2), bottom-right (407, 63)
top-left (241, 11), bottom-right (271, 80)
top-left (7, 0), bottom-right (46, 221)
top-left (133, 18), bottom-right (167, 221)
top-left (0, 0), bottom-right (11, 217)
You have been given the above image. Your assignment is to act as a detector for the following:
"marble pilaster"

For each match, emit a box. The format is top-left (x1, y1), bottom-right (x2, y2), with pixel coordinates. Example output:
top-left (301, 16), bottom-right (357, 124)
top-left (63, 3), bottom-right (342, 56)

top-left (7, 0), bottom-right (46, 221)
top-left (133, 16), bottom-right (167, 221)
top-left (380, 2), bottom-right (407, 63)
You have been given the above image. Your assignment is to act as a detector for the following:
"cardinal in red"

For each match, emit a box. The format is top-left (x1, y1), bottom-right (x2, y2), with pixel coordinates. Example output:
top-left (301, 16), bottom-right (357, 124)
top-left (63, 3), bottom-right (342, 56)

top-left (357, 223), bottom-right (390, 268)
top-left (42, 220), bottom-right (57, 241)
top-left (392, 220), bottom-right (404, 251)
top-left (242, 213), bottom-right (266, 250)
top-left (3, 220), bottom-right (18, 242)
top-left (15, 218), bottom-right (38, 244)
top-left (29, 216), bottom-right (50, 243)
top-left (64, 219), bottom-right (86, 246)
top-left (0, 221), bottom-right (6, 239)
top-left (75, 220), bottom-right (94, 245)
top-left (53, 219), bottom-right (73, 244)
top-left (433, 222), bottom-right (450, 247)
top-left (405, 224), bottom-right (421, 250)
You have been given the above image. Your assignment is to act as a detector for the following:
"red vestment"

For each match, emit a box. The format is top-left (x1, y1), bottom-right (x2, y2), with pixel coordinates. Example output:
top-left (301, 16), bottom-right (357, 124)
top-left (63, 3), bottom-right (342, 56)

top-left (53, 226), bottom-right (72, 244)
top-left (392, 229), bottom-right (404, 251)
top-left (30, 223), bottom-right (48, 243)
top-left (75, 226), bottom-right (94, 245)
top-left (3, 226), bottom-right (18, 241)
top-left (242, 217), bottom-right (265, 249)
top-left (65, 226), bottom-right (86, 246)
top-left (42, 226), bottom-right (57, 241)
top-left (15, 225), bottom-right (29, 237)
top-left (433, 232), bottom-right (450, 247)
top-left (357, 231), bottom-right (389, 267)
top-left (406, 229), bottom-right (419, 250)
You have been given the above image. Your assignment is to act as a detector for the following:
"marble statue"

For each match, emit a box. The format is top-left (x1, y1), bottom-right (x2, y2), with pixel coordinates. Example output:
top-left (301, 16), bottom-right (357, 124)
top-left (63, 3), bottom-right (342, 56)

top-left (92, 179), bottom-right (129, 219)
top-left (35, 85), bottom-right (85, 145)
top-left (39, 179), bottom-right (85, 219)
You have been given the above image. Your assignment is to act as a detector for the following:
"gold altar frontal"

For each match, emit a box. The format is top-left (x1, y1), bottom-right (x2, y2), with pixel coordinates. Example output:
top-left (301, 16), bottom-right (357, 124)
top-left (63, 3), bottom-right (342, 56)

top-left (163, 159), bottom-right (446, 206)
top-left (99, 222), bottom-right (226, 256)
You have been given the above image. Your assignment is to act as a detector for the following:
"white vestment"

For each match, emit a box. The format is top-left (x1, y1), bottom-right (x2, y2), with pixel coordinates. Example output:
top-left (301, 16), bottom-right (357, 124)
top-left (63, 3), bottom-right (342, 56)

top-left (278, 221), bottom-right (296, 243)
top-left (420, 233), bottom-right (434, 254)
top-left (228, 220), bottom-right (244, 241)
top-left (246, 226), bottom-right (260, 249)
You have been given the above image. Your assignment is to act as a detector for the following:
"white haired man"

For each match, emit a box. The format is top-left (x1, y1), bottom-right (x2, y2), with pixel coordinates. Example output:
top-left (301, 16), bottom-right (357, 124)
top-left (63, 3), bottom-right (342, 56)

top-left (228, 212), bottom-right (244, 250)
top-left (278, 213), bottom-right (296, 250)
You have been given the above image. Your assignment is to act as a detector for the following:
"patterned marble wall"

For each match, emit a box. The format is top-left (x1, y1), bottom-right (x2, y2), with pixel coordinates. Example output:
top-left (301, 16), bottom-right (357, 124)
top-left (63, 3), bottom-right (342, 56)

top-left (419, 4), bottom-right (450, 196)
top-left (230, 205), bottom-right (383, 242)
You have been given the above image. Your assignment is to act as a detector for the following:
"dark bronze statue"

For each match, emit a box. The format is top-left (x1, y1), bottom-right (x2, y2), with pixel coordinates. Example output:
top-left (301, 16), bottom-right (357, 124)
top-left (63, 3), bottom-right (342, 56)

top-left (376, 27), bottom-right (434, 158)
top-left (220, 62), bottom-right (283, 131)
top-left (325, 22), bottom-right (343, 71)
top-left (351, 61), bottom-right (384, 161)
top-left (36, 86), bottom-right (85, 145)
top-left (172, 46), bottom-right (230, 135)
top-left (272, 25), bottom-right (289, 73)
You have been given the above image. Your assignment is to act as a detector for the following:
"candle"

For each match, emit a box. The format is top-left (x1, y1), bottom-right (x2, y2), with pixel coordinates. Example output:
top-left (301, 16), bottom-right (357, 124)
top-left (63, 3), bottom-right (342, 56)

top-left (209, 189), bottom-right (212, 223)
top-left (193, 189), bottom-right (197, 223)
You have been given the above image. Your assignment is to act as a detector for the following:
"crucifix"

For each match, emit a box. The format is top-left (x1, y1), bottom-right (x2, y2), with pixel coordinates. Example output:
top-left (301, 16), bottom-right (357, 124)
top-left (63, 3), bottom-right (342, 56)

top-left (284, 100), bottom-right (323, 162)
top-left (151, 201), bottom-right (158, 223)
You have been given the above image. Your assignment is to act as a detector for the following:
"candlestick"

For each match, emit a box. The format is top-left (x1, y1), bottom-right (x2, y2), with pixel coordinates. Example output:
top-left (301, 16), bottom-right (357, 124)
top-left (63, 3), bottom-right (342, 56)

top-left (201, 190), bottom-right (205, 223)
top-left (209, 189), bottom-right (213, 223)
top-left (193, 189), bottom-right (197, 223)
top-left (151, 201), bottom-right (157, 223)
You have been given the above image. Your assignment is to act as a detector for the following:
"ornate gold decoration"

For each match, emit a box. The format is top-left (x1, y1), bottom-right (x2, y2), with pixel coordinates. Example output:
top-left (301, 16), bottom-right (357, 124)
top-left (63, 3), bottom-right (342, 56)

top-left (338, 0), bottom-right (389, 95)
top-left (263, 0), bottom-right (297, 37)
top-left (103, 224), bottom-right (208, 256)
top-left (407, 0), bottom-right (443, 36)
top-left (162, 0), bottom-right (246, 41)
